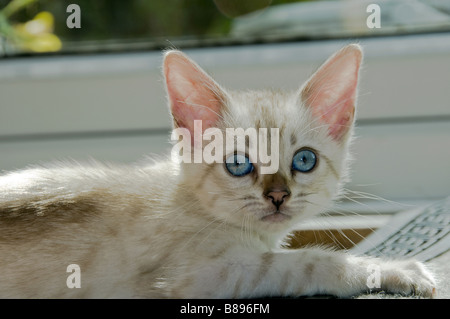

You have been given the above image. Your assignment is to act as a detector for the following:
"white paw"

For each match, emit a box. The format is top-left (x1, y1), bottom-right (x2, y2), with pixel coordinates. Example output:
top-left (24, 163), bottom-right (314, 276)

top-left (380, 259), bottom-right (437, 298)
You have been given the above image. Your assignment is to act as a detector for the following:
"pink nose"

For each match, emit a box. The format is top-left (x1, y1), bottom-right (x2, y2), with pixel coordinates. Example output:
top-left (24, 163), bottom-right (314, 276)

top-left (264, 189), bottom-right (290, 209)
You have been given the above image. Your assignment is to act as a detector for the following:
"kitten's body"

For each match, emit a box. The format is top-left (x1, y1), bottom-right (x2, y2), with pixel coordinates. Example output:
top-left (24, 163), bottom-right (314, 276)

top-left (0, 160), bottom-right (348, 298)
top-left (0, 45), bottom-right (436, 298)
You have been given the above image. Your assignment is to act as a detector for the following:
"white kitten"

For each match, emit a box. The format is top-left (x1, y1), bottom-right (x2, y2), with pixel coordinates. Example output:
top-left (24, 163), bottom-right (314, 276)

top-left (0, 44), bottom-right (436, 298)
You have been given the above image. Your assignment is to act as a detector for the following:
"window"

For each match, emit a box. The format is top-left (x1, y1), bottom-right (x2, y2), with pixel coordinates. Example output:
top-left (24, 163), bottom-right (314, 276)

top-left (1, 0), bottom-right (450, 56)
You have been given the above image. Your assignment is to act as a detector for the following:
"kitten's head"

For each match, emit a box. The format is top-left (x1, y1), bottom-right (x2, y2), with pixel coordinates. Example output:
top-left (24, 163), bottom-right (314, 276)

top-left (163, 45), bottom-right (362, 241)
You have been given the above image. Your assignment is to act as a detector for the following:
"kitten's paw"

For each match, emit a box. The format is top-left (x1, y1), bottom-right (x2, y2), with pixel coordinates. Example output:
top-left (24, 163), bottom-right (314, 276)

top-left (380, 259), bottom-right (437, 298)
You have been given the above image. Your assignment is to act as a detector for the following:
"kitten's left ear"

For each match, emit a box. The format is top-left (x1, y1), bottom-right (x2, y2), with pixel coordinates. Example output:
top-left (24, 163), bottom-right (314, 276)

top-left (300, 44), bottom-right (362, 141)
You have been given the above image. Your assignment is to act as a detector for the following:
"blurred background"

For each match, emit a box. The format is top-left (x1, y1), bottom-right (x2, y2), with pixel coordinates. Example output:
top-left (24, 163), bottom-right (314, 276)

top-left (1, 0), bottom-right (450, 226)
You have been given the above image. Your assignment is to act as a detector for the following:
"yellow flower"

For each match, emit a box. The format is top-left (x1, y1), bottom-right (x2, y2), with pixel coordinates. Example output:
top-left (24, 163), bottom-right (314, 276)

top-left (20, 32), bottom-right (61, 52)
top-left (23, 11), bottom-right (54, 34)
top-left (12, 11), bottom-right (62, 52)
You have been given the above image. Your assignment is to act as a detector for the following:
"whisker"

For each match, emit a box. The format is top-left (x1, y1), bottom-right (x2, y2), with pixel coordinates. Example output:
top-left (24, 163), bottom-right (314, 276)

top-left (343, 189), bottom-right (413, 208)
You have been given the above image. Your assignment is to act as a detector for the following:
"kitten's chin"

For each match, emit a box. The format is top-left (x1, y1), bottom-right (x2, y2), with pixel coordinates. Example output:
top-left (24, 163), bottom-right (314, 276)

top-left (260, 212), bottom-right (291, 223)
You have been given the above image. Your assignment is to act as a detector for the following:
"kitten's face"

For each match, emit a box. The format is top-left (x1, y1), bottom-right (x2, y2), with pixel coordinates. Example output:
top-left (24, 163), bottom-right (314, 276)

top-left (164, 45), bottom-right (362, 237)
top-left (181, 90), bottom-right (350, 235)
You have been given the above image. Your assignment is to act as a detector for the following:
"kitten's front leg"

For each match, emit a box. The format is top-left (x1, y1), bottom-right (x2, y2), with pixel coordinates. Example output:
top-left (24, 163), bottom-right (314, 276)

top-left (175, 247), bottom-right (436, 298)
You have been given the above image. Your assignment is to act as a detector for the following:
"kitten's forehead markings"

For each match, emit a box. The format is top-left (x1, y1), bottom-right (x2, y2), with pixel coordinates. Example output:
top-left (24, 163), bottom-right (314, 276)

top-left (255, 120), bottom-right (261, 130)
top-left (290, 134), bottom-right (297, 146)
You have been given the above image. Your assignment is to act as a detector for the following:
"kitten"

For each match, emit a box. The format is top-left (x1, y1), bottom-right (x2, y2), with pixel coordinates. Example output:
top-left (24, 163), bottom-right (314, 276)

top-left (0, 44), bottom-right (436, 298)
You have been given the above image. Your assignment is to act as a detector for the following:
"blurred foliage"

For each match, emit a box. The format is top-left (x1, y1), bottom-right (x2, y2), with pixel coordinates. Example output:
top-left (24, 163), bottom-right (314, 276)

top-left (0, 0), bottom-right (309, 49)
top-left (0, 0), bottom-right (61, 53)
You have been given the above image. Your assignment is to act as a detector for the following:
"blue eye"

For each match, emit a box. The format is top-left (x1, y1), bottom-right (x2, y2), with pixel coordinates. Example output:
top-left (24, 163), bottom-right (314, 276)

top-left (292, 149), bottom-right (317, 173)
top-left (225, 154), bottom-right (254, 177)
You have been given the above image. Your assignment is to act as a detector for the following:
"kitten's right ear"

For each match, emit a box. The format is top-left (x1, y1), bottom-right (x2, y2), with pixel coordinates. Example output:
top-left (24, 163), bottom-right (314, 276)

top-left (163, 50), bottom-right (227, 140)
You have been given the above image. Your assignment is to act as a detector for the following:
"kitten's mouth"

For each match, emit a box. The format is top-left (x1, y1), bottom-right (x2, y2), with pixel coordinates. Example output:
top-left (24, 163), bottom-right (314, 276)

top-left (261, 211), bottom-right (291, 223)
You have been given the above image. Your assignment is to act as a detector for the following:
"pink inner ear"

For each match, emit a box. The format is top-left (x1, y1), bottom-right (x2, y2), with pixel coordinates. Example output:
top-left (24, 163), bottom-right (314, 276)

top-left (312, 81), bottom-right (357, 141)
top-left (164, 52), bottom-right (223, 143)
top-left (302, 45), bottom-right (362, 141)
